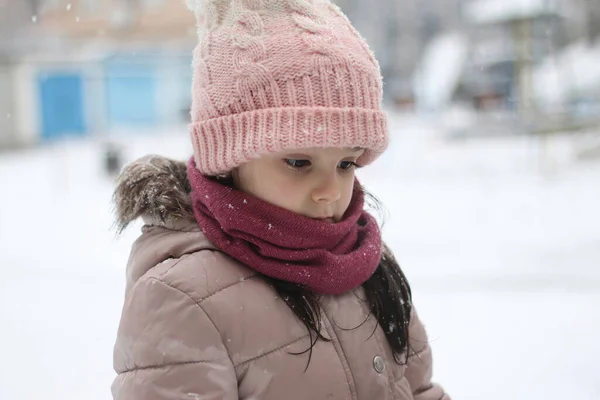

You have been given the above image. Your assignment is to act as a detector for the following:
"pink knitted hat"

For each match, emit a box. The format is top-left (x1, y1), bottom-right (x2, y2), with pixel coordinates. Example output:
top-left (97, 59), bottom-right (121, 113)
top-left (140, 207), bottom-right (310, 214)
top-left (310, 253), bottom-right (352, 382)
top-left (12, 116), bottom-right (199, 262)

top-left (186, 0), bottom-right (388, 175)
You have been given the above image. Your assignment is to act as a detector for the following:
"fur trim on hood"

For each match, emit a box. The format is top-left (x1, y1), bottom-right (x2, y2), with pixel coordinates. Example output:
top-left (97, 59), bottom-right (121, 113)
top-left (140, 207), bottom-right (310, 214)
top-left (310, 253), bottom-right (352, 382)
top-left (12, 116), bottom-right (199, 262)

top-left (113, 155), bottom-right (195, 232)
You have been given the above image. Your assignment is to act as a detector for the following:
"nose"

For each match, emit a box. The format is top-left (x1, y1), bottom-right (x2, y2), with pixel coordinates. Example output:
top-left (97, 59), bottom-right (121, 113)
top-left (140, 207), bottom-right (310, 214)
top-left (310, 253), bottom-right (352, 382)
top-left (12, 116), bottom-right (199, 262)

top-left (312, 172), bottom-right (341, 204)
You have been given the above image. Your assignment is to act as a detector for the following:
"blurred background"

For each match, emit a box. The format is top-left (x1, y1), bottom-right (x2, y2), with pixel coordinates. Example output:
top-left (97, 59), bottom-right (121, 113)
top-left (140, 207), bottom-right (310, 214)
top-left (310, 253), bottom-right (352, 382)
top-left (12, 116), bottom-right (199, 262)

top-left (0, 0), bottom-right (599, 399)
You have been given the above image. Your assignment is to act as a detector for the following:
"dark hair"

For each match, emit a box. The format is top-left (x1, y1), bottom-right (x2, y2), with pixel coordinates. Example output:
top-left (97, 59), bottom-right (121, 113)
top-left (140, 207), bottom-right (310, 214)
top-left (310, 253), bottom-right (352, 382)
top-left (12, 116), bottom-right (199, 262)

top-left (213, 175), bottom-right (413, 369)
top-left (263, 188), bottom-right (413, 369)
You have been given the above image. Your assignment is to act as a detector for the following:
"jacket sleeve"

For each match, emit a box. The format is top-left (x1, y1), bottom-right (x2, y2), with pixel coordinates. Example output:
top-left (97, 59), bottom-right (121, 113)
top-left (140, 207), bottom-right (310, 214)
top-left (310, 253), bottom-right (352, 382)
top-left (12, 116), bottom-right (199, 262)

top-left (404, 307), bottom-right (450, 400)
top-left (112, 275), bottom-right (238, 400)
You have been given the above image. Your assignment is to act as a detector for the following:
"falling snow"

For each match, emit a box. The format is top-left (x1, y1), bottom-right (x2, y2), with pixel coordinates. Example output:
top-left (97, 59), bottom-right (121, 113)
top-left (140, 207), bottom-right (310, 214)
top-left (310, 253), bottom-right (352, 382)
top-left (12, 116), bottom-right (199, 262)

top-left (0, 114), bottom-right (598, 400)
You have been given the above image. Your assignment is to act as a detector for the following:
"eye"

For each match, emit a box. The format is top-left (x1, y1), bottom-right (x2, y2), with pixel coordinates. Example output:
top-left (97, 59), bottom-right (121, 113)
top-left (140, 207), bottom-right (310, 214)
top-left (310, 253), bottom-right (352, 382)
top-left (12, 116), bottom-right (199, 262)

top-left (284, 158), bottom-right (311, 169)
top-left (338, 161), bottom-right (358, 171)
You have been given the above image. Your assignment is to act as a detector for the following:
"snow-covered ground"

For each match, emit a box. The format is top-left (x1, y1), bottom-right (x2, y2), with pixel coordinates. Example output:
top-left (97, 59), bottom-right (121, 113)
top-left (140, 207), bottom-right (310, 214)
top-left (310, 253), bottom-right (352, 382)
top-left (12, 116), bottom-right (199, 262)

top-left (1, 114), bottom-right (599, 400)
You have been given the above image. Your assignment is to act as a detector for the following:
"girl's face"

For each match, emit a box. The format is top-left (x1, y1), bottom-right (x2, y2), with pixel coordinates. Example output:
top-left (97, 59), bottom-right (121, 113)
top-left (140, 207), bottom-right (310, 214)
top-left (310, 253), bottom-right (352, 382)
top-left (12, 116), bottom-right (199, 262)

top-left (232, 147), bottom-right (364, 222)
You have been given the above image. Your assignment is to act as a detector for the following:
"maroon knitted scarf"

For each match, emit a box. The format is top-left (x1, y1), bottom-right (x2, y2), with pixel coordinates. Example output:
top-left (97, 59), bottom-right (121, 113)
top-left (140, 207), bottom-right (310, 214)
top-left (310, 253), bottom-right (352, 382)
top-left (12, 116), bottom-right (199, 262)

top-left (187, 159), bottom-right (382, 295)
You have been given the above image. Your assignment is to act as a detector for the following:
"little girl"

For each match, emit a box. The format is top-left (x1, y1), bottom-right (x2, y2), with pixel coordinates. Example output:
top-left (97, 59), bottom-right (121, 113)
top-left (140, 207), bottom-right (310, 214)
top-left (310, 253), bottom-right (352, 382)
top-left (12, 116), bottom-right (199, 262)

top-left (111, 0), bottom-right (449, 399)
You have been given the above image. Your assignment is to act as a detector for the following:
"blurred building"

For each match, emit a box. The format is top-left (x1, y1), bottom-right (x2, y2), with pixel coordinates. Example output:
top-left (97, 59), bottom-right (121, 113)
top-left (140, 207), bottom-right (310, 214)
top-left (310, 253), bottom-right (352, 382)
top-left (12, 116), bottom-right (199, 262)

top-left (1, 0), bottom-right (599, 151)
top-left (0, 0), bottom-right (39, 148)
top-left (40, 0), bottom-right (194, 40)
top-left (337, 0), bottom-right (466, 106)
top-left (337, 0), bottom-right (599, 121)
top-left (0, 0), bottom-right (196, 150)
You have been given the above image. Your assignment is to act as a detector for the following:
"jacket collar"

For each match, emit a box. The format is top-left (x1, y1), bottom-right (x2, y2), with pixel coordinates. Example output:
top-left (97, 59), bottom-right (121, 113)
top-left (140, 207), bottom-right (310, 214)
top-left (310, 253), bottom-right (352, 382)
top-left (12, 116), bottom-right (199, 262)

top-left (113, 155), bottom-right (215, 289)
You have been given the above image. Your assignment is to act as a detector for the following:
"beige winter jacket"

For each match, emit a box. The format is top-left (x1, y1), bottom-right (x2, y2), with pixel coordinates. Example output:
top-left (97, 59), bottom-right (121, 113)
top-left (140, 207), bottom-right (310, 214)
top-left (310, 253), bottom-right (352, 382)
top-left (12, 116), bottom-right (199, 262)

top-left (112, 156), bottom-right (449, 400)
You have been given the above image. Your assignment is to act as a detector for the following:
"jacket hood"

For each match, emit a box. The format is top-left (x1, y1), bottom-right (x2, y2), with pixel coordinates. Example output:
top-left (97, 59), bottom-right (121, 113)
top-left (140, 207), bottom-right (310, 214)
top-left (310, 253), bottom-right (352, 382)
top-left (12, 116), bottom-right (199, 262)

top-left (113, 155), bottom-right (195, 232)
top-left (113, 155), bottom-right (216, 289)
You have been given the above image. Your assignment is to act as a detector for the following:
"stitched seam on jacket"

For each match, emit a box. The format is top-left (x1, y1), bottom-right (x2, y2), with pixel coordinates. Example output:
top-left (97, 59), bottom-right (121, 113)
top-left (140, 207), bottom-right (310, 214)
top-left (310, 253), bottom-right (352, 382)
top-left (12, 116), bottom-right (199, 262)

top-left (406, 346), bottom-right (437, 397)
top-left (156, 256), bottom-right (190, 281)
top-left (320, 310), bottom-right (358, 400)
top-left (233, 335), bottom-right (309, 368)
top-left (156, 251), bottom-right (259, 301)
top-left (150, 257), bottom-right (318, 373)
top-left (148, 277), bottom-right (234, 366)
top-left (150, 276), bottom-right (306, 369)
top-left (394, 377), bottom-right (413, 400)
top-left (199, 274), bottom-right (261, 302)
top-left (119, 359), bottom-right (223, 375)
top-left (144, 223), bottom-right (198, 233)
top-left (409, 381), bottom-right (448, 400)
top-left (409, 344), bottom-right (430, 359)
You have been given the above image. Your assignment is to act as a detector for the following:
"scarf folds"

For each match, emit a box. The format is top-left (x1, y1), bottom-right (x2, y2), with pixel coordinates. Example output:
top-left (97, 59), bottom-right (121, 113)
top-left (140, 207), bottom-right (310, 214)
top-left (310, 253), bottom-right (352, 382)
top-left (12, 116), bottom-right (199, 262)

top-left (187, 159), bottom-right (382, 295)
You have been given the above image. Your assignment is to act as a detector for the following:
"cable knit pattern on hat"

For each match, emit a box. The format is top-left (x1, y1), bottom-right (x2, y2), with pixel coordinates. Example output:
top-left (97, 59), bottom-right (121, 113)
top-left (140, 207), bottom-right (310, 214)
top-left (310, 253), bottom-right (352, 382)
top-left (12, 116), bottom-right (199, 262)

top-left (186, 0), bottom-right (389, 175)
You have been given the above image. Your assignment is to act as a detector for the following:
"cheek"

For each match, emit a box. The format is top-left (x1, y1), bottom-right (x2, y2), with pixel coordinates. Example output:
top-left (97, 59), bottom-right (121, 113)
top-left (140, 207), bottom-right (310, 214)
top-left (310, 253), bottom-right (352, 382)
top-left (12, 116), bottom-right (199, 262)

top-left (338, 177), bottom-right (356, 212)
top-left (237, 165), bottom-right (306, 212)
top-left (264, 174), bottom-right (306, 210)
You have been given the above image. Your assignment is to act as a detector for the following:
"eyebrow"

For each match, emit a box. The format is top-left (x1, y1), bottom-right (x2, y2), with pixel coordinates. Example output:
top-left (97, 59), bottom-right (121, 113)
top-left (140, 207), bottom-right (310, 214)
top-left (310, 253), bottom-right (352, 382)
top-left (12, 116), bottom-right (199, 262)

top-left (351, 147), bottom-right (364, 152)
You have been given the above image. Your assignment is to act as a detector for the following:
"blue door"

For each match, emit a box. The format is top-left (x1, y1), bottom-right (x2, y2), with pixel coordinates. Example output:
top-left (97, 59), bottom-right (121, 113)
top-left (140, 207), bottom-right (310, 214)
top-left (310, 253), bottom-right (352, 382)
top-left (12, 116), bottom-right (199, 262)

top-left (105, 57), bottom-right (157, 128)
top-left (38, 73), bottom-right (85, 140)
